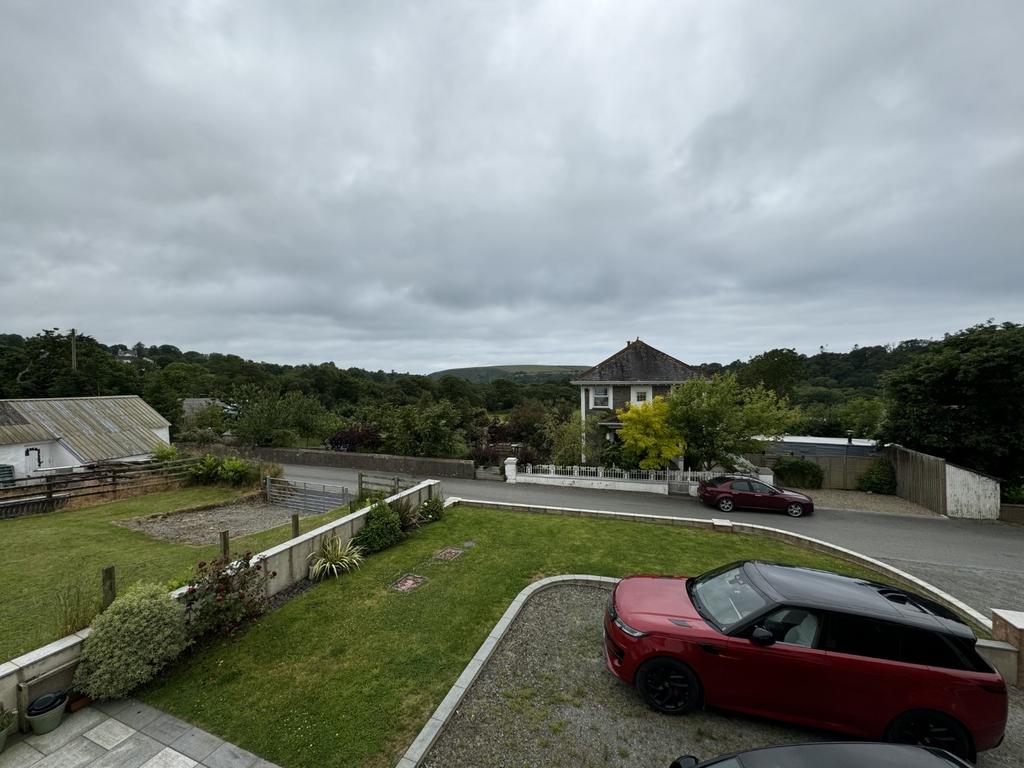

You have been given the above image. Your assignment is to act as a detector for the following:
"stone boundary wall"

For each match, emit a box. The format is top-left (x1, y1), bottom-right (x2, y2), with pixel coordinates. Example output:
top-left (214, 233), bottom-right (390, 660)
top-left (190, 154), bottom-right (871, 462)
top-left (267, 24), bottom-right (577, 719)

top-left (1, 480), bottom-right (442, 724)
top-left (189, 444), bottom-right (476, 479)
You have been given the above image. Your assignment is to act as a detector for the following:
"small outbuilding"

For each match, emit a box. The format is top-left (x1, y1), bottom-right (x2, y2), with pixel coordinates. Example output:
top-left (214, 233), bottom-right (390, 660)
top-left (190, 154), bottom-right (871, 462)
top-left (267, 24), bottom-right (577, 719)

top-left (0, 396), bottom-right (170, 479)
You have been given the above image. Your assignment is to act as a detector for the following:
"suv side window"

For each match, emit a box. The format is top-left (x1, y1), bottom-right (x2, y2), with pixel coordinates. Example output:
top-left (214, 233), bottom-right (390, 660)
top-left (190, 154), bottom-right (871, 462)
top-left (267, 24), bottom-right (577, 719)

top-left (820, 613), bottom-right (901, 661)
top-left (748, 481), bottom-right (774, 494)
top-left (760, 607), bottom-right (820, 648)
top-left (730, 480), bottom-right (751, 492)
top-left (899, 627), bottom-right (971, 670)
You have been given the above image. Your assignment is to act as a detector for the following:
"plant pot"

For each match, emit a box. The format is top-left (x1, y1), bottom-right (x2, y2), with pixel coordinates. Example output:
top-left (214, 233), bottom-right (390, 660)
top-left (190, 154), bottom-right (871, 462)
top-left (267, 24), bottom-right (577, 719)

top-left (26, 692), bottom-right (67, 736)
top-left (68, 694), bottom-right (91, 713)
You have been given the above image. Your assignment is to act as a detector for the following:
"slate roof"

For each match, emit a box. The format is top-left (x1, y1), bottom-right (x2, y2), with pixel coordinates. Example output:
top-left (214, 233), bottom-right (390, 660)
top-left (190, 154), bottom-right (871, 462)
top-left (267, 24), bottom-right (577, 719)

top-left (0, 396), bottom-right (169, 463)
top-left (571, 340), bottom-right (701, 384)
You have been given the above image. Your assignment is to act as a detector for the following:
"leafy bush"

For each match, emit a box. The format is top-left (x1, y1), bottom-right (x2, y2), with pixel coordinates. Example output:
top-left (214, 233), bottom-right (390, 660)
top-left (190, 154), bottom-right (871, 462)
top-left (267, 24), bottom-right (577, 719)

top-left (469, 445), bottom-right (500, 467)
top-left (177, 427), bottom-right (219, 446)
top-left (189, 453), bottom-right (223, 483)
top-left (856, 458), bottom-right (897, 495)
top-left (182, 552), bottom-right (274, 639)
top-left (353, 500), bottom-right (404, 553)
top-left (270, 428), bottom-right (298, 448)
top-left (217, 456), bottom-right (258, 486)
top-left (772, 458), bottom-right (824, 489)
top-left (1003, 485), bottom-right (1024, 504)
top-left (73, 583), bottom-right (189, 700)
top-left (1, 702), bottom-right (16, 733)
top-left (419, 496), bottom-right (444, 522)
top-left (326, 423), bottom-right (381, 453)
top-left (153, 444), bottom-right (181, 462)
top-left (308, 536), bottom-right (364, 580)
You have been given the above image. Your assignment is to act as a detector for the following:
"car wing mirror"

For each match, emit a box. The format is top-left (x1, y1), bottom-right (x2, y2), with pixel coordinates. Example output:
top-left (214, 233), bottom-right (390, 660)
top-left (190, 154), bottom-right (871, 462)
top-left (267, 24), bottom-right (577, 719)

top-left (670, 758), bottom-right (699, 768)
top-left (751, 626), bottom-right (775, 646)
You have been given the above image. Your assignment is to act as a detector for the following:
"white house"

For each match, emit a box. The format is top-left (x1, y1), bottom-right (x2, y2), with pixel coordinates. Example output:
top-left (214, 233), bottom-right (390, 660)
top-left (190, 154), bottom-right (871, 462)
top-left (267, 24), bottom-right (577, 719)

top-left (0, 396), bottom-right (170, 479)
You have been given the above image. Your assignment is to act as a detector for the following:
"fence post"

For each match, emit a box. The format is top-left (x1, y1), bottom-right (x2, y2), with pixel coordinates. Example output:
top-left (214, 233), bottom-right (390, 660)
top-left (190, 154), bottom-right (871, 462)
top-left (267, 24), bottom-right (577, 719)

top-left (219, 530), bottom-right (230, 558)
top-left (265, 475), bottom-right (271, 501)
top-left (357, 472), bottom-right (364, 498)
top-left (45, 475), bottom-right (54, 500)
top-left (111, 468), bottom-right (119, 499)
top-left (393, 477), bottom-right (400, 494)
top-left (349, 500), bottom-right (356, 514)
top-left (291, 514), bottom-right (300, 539)
top-left (101, 565), bottom-right (116, 610)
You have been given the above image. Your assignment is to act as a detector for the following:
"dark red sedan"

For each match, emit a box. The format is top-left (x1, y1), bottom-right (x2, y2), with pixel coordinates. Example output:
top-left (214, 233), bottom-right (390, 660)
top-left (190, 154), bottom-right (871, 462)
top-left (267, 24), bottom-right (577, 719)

top-left (698, 476), bottom-right (814, 517)
top-left (604, 561), bottom-right (1007, 762)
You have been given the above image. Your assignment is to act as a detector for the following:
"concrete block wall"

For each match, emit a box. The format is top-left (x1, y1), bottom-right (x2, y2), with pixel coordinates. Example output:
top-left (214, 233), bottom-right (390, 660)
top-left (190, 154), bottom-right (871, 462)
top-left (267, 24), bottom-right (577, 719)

top-left (194, 445), bottom-right (475, 479)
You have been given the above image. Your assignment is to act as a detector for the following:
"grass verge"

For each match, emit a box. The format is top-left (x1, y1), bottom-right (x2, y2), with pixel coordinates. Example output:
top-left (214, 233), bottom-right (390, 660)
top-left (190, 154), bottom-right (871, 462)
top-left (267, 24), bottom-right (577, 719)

top-left (142, 505), bottom-right (895, 768)
top-left (0, 487), bottom-right (350, 661)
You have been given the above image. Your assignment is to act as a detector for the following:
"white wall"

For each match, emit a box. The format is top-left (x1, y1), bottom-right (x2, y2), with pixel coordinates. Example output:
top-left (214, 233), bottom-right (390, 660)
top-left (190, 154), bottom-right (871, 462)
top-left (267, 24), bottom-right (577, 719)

top-left (511, 472), bottom-right (669, 495)
top-left (0, 441), bottom-right (80, 479)
top-left (152, 426), bottom-right (171, 444)
top-left (945, 464), bottom-right (1001, 520)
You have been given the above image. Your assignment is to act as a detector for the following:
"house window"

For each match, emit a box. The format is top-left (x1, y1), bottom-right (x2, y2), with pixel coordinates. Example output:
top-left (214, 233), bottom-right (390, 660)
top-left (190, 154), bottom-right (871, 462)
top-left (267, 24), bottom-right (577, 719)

top-left (630, 386), bottom-right (653, 405)
top-left (591, 386), bottom-right (611, 409)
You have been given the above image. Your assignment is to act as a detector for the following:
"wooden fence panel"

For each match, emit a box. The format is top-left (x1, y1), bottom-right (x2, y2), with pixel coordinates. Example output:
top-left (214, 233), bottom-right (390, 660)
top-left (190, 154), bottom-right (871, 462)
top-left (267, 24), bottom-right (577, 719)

top-left (887, 444), bottom-right (946, 515)
top-left (743, 454), bottom-right (875, 490)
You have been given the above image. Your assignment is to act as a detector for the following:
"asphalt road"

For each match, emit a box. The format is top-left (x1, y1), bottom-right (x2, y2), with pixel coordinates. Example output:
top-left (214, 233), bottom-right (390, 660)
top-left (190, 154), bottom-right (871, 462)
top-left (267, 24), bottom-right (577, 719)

top-left (281, 464), bottom-right (1024, 618)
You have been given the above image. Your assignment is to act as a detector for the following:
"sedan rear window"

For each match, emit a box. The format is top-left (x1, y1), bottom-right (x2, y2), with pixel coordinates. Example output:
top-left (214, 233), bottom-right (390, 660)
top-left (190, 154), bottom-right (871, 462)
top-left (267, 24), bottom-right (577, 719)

top-left (691, 566), bottom-right (768, 630)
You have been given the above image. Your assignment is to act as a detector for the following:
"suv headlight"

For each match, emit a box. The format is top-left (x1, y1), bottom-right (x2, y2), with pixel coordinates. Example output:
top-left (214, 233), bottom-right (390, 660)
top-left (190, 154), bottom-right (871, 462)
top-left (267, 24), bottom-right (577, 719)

top-left (614, 616), bottom-right (647, 638)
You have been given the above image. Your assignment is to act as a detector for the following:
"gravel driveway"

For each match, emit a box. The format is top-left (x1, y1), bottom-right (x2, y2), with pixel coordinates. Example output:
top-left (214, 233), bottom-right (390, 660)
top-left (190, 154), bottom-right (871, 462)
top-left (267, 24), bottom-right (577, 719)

top-left (117, 501), bottom-right (315, 545)
top-left (421, 584), bottom-right (1021, 768)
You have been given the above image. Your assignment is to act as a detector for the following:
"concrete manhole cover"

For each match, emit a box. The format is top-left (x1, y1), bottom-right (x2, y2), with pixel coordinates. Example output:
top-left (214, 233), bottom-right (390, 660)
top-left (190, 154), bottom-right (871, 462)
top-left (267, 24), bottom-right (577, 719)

top-left (391, 574), bottom-right (427, 592)
top-left (434, 547), bottom-right (463, 561)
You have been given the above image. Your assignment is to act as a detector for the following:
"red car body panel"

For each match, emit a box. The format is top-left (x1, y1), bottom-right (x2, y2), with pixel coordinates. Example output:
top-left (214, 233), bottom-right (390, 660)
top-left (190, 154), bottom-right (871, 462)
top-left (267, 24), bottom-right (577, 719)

top-left (604, 570), bottom-right (1008, 753)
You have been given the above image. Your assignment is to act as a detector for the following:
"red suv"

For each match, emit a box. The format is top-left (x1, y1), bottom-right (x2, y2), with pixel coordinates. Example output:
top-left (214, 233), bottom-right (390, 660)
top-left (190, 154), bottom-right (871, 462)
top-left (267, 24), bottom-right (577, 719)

top-left (604, 561), bottom-right (1007, 762)
top-left (698, 476), bottom-right (814, 517)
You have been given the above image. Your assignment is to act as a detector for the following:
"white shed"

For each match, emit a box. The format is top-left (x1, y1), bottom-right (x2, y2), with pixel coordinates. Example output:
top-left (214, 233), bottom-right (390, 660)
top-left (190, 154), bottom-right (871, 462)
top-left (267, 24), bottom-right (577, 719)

top-left (0, 396), bottom-right (170, 479)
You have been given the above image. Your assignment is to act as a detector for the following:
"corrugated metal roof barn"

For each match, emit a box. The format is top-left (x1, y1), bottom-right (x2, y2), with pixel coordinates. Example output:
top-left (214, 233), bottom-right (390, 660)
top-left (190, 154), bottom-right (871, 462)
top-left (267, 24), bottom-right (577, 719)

top-left (0, 396), bottom-right (169, 463)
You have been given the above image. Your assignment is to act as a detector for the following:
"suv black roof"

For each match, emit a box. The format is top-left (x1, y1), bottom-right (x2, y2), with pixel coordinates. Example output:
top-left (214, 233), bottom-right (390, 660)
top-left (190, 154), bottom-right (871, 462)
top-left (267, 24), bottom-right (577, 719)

top-left (743, 561), bottom-right (975, 640)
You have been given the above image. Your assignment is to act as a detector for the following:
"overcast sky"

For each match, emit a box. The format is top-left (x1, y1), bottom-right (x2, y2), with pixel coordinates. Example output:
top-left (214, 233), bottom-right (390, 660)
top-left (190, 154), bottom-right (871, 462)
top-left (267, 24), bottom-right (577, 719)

top-left (1, 1), bottom-right (1022, 373)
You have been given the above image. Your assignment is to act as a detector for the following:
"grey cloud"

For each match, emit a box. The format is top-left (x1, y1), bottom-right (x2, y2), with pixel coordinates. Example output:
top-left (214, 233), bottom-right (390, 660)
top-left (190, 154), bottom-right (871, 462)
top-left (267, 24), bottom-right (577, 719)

top-left (1, 0), bottom-right (1022, 372)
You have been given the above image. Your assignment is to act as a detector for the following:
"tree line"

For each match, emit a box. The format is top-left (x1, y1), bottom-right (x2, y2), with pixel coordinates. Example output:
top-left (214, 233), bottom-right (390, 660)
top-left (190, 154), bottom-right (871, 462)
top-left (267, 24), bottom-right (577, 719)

top-left (1, 323), bottom-right (1021, 497)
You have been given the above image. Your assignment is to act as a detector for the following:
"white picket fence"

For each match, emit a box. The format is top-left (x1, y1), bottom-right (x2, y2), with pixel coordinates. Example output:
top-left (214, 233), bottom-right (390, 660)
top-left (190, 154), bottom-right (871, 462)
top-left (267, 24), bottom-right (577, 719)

top-left (520, 465), bottom-right (729, 483)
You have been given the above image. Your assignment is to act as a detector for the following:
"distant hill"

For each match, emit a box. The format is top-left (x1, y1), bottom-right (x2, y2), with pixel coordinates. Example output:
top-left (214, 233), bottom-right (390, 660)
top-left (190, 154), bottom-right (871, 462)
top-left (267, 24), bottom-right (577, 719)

top-left (428, 364), bottom-right (587, 384)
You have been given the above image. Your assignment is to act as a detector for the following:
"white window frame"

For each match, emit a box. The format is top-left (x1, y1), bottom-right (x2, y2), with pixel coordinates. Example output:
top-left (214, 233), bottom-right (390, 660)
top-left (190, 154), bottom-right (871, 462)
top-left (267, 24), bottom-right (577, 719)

top-left (630, 386), bottom-right (653, 405)
top-left (590, 386), bottom-right (612, 409)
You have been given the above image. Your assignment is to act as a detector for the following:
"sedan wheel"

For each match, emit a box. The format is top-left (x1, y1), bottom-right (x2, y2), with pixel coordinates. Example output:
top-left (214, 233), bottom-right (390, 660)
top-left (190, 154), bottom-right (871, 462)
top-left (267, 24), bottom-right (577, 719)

top-left (636, 658), bottom-right (701, 715)
top-left (886, 710), bottom-right (974, 762)
top-left (785, 502), bottom-right (805, 518)
top-left (717, 497), bottom-right (734, 513)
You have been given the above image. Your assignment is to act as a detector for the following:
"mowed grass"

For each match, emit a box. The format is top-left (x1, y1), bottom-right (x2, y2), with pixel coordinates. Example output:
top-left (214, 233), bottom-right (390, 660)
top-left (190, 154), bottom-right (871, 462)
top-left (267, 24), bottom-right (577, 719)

top-left (142, 505), bottom-right (893, 768)
top-left (0, 487), bottom-right (355, 661)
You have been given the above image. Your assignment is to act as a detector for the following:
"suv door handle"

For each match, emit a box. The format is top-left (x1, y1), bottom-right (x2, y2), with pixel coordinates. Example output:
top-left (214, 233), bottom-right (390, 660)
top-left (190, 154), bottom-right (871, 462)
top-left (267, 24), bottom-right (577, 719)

top-left (699, 644), bottom-right (721, 655)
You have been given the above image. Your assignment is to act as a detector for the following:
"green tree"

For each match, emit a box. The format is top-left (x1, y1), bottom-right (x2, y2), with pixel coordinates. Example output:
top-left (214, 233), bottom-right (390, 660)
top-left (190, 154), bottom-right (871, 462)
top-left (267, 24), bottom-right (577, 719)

top-left (666, 372), bottom-right (797, 470)
top-left (884, 322), bottom-right (1024, 486)
top-left (738, 348), bottom-right (804, 399)
top-left (546, 412), bottom-right (604, 466)
top-left (616, 397), bottom-right (685, 469)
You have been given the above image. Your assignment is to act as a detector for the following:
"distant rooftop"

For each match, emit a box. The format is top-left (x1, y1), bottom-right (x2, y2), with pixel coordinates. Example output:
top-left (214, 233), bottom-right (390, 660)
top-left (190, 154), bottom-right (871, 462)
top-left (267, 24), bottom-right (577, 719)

top-left (571, 339), bottom-right (700, 384)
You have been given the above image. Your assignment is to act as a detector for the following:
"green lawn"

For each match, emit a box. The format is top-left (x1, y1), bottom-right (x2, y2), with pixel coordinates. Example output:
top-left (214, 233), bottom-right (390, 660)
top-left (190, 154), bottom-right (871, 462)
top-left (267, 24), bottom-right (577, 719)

top-left (0, 487), bottom-right (352, 662)
top-left (142, 505), bottom-right (893, 768)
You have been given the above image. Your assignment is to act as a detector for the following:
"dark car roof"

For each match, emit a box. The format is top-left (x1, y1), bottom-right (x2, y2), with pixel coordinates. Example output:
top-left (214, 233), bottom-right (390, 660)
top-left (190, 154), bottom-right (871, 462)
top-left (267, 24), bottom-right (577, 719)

top-left (743, 561), bottom-right (975, 640)
top-left (712, 742), bottom-right (964, 767)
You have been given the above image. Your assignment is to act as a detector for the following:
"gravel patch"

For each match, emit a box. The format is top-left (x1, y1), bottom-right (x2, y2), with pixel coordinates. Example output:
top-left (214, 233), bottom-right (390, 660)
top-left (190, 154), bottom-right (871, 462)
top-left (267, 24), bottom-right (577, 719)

top-left (422, 584), bottom-right (1021, 768)
top-left (117, 501), bottom-right (319, 545)
top-left (805, 489), bottom-right (939, 516)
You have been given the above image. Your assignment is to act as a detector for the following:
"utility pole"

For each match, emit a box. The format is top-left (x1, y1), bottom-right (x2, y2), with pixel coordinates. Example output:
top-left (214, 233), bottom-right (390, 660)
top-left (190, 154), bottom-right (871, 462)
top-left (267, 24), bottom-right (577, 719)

top-left (70, 328), bottom-right (78, 372)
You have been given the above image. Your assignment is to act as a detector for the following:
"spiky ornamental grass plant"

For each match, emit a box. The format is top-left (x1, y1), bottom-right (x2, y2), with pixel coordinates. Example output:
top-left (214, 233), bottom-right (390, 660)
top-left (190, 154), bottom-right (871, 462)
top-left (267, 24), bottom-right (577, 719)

top-left (308, 536), bottom-right (365, 580)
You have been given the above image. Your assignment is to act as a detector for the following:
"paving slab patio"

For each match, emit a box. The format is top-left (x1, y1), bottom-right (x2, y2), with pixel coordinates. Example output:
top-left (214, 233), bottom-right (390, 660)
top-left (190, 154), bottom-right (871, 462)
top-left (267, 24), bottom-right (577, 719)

top-left (0, 700), bottom-right (279, 768)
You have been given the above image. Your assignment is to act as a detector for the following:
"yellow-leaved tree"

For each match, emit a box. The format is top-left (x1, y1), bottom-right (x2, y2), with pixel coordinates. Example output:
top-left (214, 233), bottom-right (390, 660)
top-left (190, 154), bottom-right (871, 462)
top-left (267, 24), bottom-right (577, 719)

top-left (616, 396), bottom-right (685, 469)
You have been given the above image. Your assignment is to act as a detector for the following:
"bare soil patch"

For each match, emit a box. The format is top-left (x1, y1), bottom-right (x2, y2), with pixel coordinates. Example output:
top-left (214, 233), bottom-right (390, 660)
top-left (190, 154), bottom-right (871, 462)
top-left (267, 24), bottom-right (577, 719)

top-left (422, 584), bottom-right (1021, 768)
top-left (117, 500), bottom-right (312, 545)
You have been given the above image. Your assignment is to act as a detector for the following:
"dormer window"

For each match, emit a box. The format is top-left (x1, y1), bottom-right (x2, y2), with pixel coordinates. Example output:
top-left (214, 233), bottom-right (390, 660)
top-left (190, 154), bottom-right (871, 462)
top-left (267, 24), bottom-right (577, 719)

top-left (591, 386), bottom-right (611, 409)
top-left (631, 385), bottom-right (653, 405)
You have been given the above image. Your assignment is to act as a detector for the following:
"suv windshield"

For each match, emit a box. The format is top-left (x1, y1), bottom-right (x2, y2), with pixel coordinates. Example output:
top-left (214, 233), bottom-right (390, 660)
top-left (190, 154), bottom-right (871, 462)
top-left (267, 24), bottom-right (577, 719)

top-left (691, 566), bottom-right (768, 630)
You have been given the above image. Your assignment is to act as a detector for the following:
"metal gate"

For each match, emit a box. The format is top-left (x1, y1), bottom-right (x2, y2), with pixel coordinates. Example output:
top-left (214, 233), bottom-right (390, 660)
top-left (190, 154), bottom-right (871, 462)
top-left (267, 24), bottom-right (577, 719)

top-left (265, 477), bottom-right (352, 514)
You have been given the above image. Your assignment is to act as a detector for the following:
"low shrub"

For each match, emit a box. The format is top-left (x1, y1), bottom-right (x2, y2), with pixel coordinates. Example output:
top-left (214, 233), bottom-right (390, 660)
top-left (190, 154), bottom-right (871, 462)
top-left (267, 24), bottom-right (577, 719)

top-left (270, 429), bottom-right (299, 448)
top-left (353, 500), bottom-right (404, 553)
top-left (308, 536), bottom-right (364, 580)
top-left (469, 445), bottom-right (500, 467)
top-left (419, 496), bottom-right (444, 522)
top-left (153, 444), bottom-right (181, 462)
top-left (217, 456), bottom-right (258, 486)
top-left (73, 583), bottom-right (189, 700)
top-left (177, 427), bottom-right (219, 446)
top-left (182, 552), bottom-right (274, 639)
top-left (1, 702), bottom-right (15, 733)
top-left (189, 454), bottom-right (223, 483)
top-left (772, 458), bottom-right (824, 489)
top-left (856, 458), bottom-right (897, 495)
top-left (392, 497), bottom-right (424, 531)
